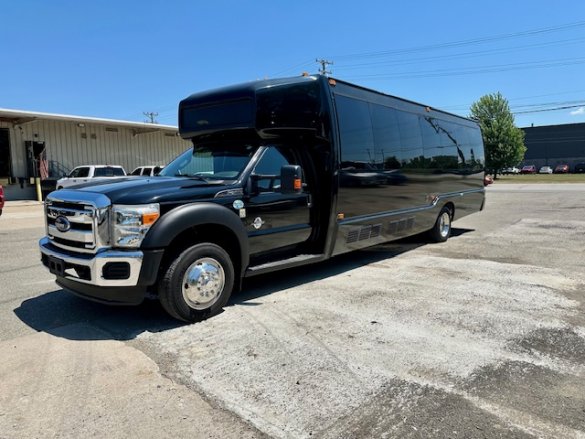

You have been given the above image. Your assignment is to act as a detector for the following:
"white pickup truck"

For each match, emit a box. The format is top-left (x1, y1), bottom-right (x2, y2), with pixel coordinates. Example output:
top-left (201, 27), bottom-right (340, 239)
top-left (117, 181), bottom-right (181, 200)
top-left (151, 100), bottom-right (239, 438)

top-left (56, 165), bottom-right (126, 189)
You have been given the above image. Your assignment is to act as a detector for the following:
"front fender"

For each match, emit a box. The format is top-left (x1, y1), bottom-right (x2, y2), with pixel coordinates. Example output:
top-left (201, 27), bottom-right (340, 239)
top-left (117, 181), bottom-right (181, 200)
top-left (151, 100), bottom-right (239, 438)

top-left (141, 202), bottom-right (249, 273)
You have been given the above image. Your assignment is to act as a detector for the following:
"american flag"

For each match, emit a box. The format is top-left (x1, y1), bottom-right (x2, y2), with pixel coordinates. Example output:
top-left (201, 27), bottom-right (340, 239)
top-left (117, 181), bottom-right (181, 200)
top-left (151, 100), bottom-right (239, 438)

top-left (39, 147), bottom-right (49, 180)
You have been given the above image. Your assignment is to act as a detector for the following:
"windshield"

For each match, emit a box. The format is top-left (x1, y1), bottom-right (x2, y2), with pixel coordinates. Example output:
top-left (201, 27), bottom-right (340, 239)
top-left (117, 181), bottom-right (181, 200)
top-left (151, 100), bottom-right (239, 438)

top-left (159, 143), bottom-right (259, 180)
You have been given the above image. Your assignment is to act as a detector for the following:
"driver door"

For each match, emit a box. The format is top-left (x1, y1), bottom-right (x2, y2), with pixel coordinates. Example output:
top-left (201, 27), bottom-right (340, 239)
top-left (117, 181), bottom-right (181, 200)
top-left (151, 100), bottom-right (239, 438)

top-left (245, 146), bottom-right (312, 256)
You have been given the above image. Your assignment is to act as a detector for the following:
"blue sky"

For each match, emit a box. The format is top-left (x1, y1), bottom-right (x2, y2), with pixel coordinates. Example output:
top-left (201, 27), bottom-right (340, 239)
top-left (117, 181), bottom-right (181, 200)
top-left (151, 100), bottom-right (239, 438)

top-left (1, 1), bottom-right (585, 128)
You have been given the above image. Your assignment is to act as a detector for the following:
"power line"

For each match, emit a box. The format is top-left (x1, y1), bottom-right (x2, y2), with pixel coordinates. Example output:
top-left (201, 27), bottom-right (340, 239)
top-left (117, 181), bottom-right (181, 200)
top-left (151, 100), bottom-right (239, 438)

top-left (270, 59), bottom-right (315, 77)
top-left (512, 100), bottom-right (585, 110)
top-left (333, 36), bottom-right (585, 71)
top-left (329, 20), bottom-right (585, 60)
top-left (344, 56), bottom-right (585, 80)
top-left (513, 104), bottom-right (585, 115)
top-left (268, 20), bottom-right (585, 100)
top-left (441, 89), bottom-right (585, 111)
top-left (524, 138), bottom-right (585, 143)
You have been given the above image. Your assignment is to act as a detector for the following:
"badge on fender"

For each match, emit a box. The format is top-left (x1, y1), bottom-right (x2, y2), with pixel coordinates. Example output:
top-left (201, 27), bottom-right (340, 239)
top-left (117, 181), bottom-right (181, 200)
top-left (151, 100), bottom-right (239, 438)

top-left (252, 217), bottom-right (264, 230)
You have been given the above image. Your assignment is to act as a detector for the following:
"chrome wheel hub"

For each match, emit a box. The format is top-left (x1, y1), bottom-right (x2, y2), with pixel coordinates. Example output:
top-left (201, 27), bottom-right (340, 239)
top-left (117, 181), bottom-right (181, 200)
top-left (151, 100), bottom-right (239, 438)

top-left (182, 257), bottom-right (225, 310)
top-left (439, 211), bottom-right (451, 238)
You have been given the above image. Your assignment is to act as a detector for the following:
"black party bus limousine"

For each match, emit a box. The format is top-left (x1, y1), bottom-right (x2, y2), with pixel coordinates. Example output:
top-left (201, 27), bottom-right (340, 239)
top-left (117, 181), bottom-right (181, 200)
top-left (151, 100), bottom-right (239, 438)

top-left (39, 74), bottom-right (485, 322)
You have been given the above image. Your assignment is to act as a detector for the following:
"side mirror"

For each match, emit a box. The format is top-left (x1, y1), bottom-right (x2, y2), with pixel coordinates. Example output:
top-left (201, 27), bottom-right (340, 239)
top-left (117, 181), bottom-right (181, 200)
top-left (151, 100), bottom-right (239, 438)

top-left (280, 165), bottom-right (302, 194)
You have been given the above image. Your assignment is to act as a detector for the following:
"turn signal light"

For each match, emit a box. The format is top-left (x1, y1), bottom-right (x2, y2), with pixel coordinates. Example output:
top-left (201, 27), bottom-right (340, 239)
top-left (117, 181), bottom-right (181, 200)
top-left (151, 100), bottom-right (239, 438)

top-left (294, 178), bottom-right (302, 191)
top-left (142, 212), bottom-right (160, 226)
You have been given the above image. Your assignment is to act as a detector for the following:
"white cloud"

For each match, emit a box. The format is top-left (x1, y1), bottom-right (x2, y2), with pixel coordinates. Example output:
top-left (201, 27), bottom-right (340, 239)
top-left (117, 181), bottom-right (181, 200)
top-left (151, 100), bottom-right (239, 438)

top-left (570, 107), bottom-right (585, 116)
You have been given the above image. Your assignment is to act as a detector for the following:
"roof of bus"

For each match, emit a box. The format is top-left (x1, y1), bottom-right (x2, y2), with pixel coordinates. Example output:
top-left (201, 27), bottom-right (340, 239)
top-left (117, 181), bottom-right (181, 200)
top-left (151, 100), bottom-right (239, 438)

top-left (330, 77), bottom-right (477, 126)
top-left (179, 74), bottom-right (478, 127)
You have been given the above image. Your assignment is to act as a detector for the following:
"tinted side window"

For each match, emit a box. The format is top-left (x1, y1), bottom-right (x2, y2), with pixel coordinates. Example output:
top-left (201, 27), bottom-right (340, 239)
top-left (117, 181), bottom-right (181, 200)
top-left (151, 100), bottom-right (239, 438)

top-left (467, 127), bottom-right (485, 171)
top-left (141, 167), bottom-right (152, 176)
top-left (444, 122), bottom-right (469, 170)
top-left (335, 95), bottom-right (375, 167)
top-left (131, 168), bottom-right (142, 175)
top-left (396, 112), bottom-right (423, 167)
top-left (434, 123), bottom-right (485, 172)
top-left (370, 104), bottom-right (402, 169)
top-left (111, 167), bottom-right (125, 176)
top-left (421, 118), bottom-right (458, 170)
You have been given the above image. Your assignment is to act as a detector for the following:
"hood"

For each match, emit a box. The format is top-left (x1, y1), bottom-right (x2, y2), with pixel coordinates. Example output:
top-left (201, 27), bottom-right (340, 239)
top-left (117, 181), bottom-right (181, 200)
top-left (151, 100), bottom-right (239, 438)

top-left (66, 176), bottom-right (235, 205)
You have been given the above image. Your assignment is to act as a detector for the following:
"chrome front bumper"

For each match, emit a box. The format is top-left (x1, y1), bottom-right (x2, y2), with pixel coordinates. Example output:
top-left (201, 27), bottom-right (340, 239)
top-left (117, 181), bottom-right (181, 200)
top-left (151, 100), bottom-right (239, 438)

top-left (39, 237), bottom-right (143, 287)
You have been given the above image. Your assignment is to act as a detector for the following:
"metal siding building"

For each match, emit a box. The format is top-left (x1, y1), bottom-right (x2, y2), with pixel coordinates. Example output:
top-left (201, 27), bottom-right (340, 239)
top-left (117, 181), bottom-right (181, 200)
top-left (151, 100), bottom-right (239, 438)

top-left (521, 122), bottom-right (585, 169)
top-left (0, 109), bottom-right (191, 199)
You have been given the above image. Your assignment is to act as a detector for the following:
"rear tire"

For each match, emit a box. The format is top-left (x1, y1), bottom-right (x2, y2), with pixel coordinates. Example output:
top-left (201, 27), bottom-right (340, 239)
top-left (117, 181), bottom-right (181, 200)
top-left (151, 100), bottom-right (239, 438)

top-left (428, 206), bottom-right (452, 243)
top-left (158, 243), bottom-right (235, 323)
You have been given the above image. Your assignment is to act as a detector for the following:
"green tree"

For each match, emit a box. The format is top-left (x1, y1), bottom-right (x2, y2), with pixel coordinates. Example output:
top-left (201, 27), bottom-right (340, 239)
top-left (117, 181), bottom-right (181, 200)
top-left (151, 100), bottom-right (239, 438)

top-left (470, 92), bottom-right (526, 179)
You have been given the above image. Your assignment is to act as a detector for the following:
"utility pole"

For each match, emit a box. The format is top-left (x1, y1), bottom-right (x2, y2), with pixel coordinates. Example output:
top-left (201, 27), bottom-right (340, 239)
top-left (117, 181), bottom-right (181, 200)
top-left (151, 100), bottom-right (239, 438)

top-left (316, 58), bottom-right (333, 76)
top-left (143, 111), bottom-right (159, 124)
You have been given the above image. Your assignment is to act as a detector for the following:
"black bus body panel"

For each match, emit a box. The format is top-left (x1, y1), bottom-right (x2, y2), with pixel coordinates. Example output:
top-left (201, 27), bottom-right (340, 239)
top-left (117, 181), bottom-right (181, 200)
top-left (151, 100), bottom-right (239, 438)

top-left (327, 79), bottom-right (484, 256)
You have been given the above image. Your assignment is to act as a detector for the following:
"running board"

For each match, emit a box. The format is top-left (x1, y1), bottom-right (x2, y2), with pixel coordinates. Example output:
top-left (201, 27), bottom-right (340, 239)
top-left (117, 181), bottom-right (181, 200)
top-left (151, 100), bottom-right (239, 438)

top-left (245, 254), bottom-right (326, 277)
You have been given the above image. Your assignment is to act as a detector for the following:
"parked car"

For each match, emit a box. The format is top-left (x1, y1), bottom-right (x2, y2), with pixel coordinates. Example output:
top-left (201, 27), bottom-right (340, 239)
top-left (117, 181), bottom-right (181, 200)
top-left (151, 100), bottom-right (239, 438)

top-left (0, 185), bottom-right (4, 216)
top-left (502, 166), bottom-right (520, 174)
top-left (130, 165), bottom-right (164, 177)
top-left (553, 164), bottom-right (570, 174)
top-left (574, 163), bottom-right (585, 173)
top-left (520, 165), bottom-right (537, 174)
top-left (57, 165), bottom-right (126, 189)
top-left (538, 166), bottom-right (553, 174)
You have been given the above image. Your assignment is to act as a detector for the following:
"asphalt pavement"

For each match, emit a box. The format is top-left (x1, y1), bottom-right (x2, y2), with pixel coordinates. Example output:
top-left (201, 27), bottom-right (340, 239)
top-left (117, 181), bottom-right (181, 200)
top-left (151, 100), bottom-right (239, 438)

top-left (0, 185), bottom-right (584, 438)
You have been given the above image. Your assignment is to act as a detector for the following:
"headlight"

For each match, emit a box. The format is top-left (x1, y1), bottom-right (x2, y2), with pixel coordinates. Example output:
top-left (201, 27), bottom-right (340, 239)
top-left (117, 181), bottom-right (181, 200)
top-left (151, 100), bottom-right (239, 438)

top-left (112, 204), bottom-right (160, 248)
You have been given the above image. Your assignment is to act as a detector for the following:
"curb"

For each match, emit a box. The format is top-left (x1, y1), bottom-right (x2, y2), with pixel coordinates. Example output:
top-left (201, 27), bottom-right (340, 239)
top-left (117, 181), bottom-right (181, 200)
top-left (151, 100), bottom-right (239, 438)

top-left (4, 201), bottom-right (44, 207)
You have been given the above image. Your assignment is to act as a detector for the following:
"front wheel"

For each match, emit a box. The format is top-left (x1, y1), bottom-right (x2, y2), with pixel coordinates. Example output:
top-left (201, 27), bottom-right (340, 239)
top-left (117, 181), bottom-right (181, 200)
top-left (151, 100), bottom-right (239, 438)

top-left (428, 206), bottom-right (452, 243)
top-left (158, 243), bottom-right (235, 322)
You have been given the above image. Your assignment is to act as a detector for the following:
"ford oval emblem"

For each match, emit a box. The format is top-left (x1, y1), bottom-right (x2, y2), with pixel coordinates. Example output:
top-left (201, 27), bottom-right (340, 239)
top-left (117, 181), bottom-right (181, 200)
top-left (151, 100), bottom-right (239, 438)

top-left (55, 215), bottom-right (71, 232)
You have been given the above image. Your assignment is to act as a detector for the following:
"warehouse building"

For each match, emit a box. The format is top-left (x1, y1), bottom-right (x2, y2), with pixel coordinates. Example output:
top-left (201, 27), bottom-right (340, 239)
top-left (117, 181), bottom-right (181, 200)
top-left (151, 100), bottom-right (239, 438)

top-left (0, 108), bottom-right (190, 200)
top-left (521, 122), bottom-right (585, 170)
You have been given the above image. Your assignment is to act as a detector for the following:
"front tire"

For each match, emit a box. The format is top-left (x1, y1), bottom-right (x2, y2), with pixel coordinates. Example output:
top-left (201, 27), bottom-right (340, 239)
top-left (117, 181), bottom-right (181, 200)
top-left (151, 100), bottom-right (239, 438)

top-left (428, 206), bottom-right (452, 243)
top-left (158, 243), bottom-right (235, 322)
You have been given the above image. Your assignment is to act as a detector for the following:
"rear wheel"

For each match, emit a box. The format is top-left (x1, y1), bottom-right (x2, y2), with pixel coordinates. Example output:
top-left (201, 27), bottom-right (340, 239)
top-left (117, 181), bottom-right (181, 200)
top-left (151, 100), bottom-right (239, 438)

top-left (159, 243), bottom-right (235, 322)
top-left (428, 206), bottom-right (452, 243)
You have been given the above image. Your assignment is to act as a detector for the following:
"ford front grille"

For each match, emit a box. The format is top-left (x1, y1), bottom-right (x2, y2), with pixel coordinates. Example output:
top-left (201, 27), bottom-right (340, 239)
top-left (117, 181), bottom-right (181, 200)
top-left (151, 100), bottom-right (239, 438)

top-left (45, 191), bottom-right (111, 254)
